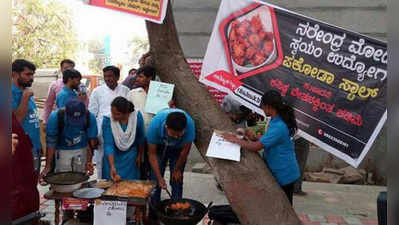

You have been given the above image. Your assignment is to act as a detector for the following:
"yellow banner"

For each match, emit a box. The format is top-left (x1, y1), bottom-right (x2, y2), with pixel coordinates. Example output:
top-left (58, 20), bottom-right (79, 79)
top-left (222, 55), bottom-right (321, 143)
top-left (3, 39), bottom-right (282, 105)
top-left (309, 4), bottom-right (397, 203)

top-left (105, 0), bottom-right (161, 17)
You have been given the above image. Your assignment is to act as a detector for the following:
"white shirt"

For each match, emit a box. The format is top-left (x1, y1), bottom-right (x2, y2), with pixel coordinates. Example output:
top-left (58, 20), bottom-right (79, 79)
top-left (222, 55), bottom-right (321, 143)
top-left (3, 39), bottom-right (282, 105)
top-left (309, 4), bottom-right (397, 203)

top-left (88, 84), bottom-right (130, 134)
top-left (126, 87), bottom-right (154, 130)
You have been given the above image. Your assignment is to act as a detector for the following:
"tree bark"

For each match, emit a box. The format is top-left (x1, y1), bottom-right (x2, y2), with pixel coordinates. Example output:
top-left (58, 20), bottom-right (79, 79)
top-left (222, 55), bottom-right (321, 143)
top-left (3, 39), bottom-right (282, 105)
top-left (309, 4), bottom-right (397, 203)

top-left (145, 2), bottom-right (301, 225)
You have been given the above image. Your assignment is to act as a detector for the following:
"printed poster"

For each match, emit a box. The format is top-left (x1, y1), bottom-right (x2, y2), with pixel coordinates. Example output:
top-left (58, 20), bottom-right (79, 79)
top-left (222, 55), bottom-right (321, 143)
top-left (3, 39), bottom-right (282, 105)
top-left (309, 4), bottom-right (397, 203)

top-left (89, 0), bottom-right (168, 24)
top-left (188, 59), bottom-right (227, 104)
top-left (201, 0), bottom-right (387, 167)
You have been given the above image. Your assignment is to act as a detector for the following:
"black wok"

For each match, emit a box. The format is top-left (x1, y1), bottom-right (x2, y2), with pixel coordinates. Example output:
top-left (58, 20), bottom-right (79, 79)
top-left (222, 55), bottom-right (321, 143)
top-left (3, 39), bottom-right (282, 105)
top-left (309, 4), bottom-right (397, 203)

top-left (44, 171), bottom-right (89, 193)
top-left (151, 198), bottom-right (212, 225)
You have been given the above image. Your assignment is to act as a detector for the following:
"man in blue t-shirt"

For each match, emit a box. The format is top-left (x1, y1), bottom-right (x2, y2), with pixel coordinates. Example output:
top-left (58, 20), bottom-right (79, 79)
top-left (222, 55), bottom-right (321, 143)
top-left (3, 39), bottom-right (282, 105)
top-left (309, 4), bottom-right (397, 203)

top-left (146, 109), bottom-right (195, 204)
top-left (55, 68), bottom-right (82, 109)
top-left (12, 59), bottom-right (41, 173)
top-left (40, 98), bottom-right (98, 178)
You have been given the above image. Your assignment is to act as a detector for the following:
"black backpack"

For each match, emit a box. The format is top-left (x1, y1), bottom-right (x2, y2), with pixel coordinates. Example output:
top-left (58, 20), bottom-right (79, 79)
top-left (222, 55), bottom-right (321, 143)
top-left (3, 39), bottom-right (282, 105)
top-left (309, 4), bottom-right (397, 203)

top-left (57, 109), bottom-right (90, 136)
top-left (208, 205), bottom-right (240, 225)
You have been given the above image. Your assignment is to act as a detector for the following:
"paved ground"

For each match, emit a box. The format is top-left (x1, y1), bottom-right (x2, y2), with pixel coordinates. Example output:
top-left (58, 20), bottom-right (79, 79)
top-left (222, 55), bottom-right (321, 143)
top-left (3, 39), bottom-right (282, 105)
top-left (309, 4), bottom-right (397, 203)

top-left (38, 169), bottom-right (385, 225)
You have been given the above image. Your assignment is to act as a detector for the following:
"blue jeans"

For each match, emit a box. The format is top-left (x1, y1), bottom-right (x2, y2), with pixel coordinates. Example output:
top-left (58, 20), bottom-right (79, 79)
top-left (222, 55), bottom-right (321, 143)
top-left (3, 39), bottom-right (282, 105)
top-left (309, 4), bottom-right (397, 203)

top-left (150, 145), bottom-right (186, 205)
top-left (32, 148), bottom-right (41, 173)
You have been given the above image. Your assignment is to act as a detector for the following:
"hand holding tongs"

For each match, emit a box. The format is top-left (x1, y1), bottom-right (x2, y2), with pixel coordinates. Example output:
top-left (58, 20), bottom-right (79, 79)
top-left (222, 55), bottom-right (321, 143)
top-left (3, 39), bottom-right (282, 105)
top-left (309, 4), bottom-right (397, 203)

top-left (164, 187), bottom-right (172, 199)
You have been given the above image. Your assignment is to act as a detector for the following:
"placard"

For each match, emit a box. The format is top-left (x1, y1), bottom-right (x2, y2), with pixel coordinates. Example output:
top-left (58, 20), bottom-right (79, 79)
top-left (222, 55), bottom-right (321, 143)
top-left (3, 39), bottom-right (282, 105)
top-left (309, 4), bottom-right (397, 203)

top-left (145, 81), bottom-right (174, 114)
top-left (206, 131), bottom-right (241, 162)
top-left (94, 200), bottom-right (127, 225)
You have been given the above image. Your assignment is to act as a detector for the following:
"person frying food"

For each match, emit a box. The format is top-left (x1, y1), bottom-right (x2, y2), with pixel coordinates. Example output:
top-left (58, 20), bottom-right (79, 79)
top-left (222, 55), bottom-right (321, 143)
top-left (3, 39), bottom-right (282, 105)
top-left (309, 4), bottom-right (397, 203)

top-left (222, 90), bottom-right (300, 205)
top-left (102, 96), bottom-right (145, 181)
top-left (101, 96), bottom-right (146, 223)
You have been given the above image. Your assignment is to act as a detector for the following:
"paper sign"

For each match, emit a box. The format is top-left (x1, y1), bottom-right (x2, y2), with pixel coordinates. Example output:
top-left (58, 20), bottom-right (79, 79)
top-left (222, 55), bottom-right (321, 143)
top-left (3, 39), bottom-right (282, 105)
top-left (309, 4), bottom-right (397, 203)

top-left (206, 131), bottom-right (241, 162)
top-left (94, 200), bottom-right (127, 225)
top-left (145, 81), bottom-right (174, 114)
top-left (62, 198), bottom-right (89, 211)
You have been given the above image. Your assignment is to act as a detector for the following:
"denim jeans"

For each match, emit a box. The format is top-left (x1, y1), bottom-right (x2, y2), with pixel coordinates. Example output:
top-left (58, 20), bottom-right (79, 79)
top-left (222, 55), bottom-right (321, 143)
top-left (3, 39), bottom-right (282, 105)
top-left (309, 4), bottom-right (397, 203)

top-left (32, 148), bottom-right (41, 173)
top-left (150, 145), bottom-right (186, 205)
top-left (294, 138), bottom-right (309, 193)
top-left (140, 141), bottom-right (151, 180)
top-left (281, 182), bottom-right (295, 205)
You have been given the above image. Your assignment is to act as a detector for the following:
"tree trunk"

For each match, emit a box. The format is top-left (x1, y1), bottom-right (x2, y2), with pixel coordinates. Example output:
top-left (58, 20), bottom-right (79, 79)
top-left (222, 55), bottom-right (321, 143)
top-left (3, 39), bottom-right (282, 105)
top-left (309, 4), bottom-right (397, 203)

top-left (145, 2), bottom-right (301, 225)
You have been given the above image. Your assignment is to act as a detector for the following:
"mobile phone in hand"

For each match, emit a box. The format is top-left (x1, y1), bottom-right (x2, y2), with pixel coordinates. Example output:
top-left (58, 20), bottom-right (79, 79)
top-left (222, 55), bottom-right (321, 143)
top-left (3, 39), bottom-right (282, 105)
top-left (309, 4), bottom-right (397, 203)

top-left (78, 84), bottom-right (87, 95)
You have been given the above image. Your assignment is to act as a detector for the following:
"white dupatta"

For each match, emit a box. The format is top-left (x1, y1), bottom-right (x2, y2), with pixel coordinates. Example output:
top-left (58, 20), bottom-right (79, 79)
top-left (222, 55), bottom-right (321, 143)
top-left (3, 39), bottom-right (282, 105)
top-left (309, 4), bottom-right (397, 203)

top-left (110, 111), bottom-right (138, 151)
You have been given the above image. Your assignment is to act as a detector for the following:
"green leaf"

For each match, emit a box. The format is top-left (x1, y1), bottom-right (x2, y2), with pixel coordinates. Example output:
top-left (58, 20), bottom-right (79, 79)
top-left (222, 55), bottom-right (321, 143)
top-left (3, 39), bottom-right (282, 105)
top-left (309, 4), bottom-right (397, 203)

top-left (12, 0), bottom-right (79, 68)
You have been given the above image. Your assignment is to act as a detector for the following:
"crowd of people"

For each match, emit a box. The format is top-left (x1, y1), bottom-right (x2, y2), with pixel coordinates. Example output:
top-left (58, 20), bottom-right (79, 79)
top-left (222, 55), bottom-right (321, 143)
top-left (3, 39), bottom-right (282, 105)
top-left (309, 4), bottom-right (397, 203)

top-left (10, 54), bottom-right (196, 223)
top-left (11, 53), bottom-right (304, 224)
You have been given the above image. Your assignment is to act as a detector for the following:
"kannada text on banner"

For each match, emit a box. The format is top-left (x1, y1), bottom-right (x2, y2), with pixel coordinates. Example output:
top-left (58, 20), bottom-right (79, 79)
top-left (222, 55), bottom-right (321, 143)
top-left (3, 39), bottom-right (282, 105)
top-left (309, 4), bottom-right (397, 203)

top-left (105, 0), bottom-right (161, 17)
top-left (89, 0), bottom-right (168, 24)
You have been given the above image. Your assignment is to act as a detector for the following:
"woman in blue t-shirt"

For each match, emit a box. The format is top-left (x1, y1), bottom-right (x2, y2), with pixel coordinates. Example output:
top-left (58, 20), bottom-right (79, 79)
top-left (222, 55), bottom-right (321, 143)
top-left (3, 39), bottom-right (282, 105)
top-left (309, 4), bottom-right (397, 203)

top-left (222, 90), bottom-right (300, 205)
top-left (102, 96), bottom-right (145, 181)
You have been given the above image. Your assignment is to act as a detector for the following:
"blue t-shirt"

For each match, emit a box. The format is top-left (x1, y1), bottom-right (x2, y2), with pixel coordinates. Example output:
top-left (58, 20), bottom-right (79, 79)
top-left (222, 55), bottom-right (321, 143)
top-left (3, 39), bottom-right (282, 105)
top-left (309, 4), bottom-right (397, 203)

top-left (11, 84), bottom-right (41, 152)
top-left (56, 86), bottom-right (77, 109)
top-left (260, 116), bottom-right (300, 186)
top-left (146, 108), bottom-right (195, 149)
top-left (46, 109), bottom-right (98, 150)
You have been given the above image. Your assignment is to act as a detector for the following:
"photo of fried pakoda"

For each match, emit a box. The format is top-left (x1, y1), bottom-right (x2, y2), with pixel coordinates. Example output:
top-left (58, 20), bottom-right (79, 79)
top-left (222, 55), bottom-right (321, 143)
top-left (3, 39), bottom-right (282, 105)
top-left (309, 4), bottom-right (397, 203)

top-left (229, 15), bottom-right (274, 67)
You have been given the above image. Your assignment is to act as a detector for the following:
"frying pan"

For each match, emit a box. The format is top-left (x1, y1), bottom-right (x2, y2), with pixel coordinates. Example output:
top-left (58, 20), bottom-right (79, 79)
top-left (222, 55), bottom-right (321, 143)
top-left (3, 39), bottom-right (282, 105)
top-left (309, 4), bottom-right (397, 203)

top-left (151, 198), bottom-right (212, 225)
top-left (100, 180), bottom-right (156, 205)
top-left (44, 172), bottom-right (89, 193)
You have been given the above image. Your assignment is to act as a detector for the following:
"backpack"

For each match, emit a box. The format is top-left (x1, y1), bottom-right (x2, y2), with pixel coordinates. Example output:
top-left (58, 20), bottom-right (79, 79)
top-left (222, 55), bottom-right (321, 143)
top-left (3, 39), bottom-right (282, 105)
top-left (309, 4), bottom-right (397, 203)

top-left (208, 205), bottom-right (240, 225)
top-left (57, 109), bottom-right (90, 136)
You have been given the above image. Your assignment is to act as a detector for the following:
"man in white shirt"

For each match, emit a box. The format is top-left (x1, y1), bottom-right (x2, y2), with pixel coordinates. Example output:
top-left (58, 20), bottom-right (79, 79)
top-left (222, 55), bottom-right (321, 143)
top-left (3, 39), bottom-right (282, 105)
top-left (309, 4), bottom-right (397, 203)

top-left (88, 65), bottom-right (129, 178)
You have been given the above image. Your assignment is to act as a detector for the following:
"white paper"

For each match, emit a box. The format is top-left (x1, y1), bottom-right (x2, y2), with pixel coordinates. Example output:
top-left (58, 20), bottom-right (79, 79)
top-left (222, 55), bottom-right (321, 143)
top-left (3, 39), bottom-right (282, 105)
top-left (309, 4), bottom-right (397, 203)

top-left (94, 200), bottom-right (127, 225)
top-left (145, 81), bottom-right (175, 114)
top-left (206, 132), bottom-right (241, 162)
